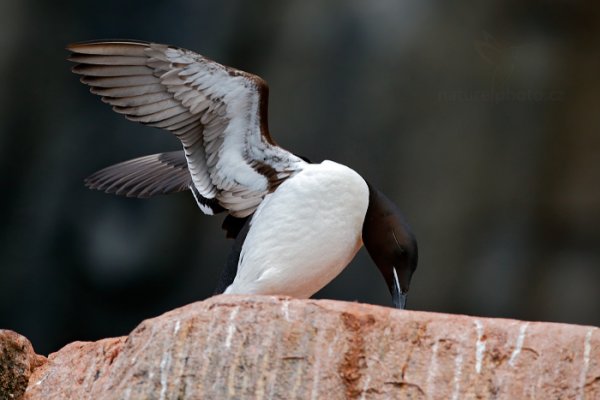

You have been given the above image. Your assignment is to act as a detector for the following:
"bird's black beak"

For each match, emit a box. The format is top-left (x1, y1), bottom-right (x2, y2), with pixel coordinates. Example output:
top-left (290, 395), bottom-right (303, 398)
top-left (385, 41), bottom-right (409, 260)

top-left (391, 267), bottom-right (408, 309)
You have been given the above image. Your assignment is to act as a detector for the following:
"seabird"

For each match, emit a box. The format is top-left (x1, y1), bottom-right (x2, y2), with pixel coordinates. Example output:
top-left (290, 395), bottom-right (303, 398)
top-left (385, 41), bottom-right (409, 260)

top-left (67, 40), bottom-right (418, 309)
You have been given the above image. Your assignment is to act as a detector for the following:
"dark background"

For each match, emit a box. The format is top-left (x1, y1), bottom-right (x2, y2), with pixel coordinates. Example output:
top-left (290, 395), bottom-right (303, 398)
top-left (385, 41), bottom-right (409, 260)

top-left (1, 1), bottom-right (599, 355)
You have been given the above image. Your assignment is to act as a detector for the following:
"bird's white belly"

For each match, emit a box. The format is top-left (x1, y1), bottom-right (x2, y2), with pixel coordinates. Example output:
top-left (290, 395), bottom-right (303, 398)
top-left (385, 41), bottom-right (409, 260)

top-left (224, 161), bottom-right (370, 298)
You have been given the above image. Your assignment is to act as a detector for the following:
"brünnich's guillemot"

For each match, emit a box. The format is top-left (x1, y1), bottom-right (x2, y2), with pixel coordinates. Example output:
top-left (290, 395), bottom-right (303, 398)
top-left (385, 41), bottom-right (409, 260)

top-left (68, 40), bottom-right (418, 309)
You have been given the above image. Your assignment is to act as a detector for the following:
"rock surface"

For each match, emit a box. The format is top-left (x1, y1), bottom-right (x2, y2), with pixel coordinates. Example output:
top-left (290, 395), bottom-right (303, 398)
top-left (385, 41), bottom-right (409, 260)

top-left (13, 295), bottom-right (600, 399)
top-left (0, 330), bottom-right (46, 400)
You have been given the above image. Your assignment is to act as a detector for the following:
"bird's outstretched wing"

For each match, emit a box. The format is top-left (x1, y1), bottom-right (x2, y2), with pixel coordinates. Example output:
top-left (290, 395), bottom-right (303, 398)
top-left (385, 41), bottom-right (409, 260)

top-left (84, 150), bottom-right (190, 198)
top-left (69, 40), bottom-right (305, 217)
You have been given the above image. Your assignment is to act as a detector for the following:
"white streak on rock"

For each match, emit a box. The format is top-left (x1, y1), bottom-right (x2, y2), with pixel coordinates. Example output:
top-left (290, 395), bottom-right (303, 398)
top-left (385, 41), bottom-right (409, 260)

top-left (195, 310), bottom-right (220, 395)
top-left (32, 371), bottom-right (51, 387)
top-left (474, 320), bottom-right (486, 374)
top-left (310, 329), bottom-right (326, 400)
top-left (311, 331), bottom-right (339, 400)
top-left (225, 307), bottom-right (240, 349)
top-left (451, 352), bottom-right (464, 400)
top-left (327, 333), bottom-right (340, 357)
top-left (173, 319), bottom-right (181, 336)
top-left (577, 328), bottom-right (594, 400)
top-left (509, 323), bottom-right (529, 367)
top-left (282, 300), bottom-right (290, 322)
top-left (426, 340), bottom-right (440, 397)
top-left (159, 351), bottom-right (172, 400)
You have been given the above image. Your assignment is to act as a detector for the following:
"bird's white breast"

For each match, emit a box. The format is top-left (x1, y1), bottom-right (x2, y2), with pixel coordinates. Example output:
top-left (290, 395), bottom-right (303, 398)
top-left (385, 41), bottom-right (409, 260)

top-left (224, 161), bottom-right (370, 298)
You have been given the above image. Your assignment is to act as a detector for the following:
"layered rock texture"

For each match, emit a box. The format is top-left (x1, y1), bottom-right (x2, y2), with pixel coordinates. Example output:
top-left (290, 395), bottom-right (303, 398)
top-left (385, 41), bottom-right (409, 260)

top-left (2, 295), bottom-right (598, 399)
top-left (0, 330), bottom-right (46, 400)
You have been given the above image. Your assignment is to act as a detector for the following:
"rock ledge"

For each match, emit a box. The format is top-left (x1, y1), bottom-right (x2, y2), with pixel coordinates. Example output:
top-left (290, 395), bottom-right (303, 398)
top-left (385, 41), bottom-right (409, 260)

top-left (5, 295), bottom-right (600, 399)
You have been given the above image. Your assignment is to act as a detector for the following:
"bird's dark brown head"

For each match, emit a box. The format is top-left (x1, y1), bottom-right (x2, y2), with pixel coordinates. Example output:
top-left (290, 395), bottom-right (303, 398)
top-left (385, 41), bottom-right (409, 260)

top-left (362, 183), bottom-right (418, 309)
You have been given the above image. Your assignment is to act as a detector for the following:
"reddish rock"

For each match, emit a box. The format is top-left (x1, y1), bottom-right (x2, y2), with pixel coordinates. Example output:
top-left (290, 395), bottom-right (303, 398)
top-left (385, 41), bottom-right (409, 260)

top-left (21, 295), bottom-right (600, 399)
top-left (0, 330), bottom-right (46, 400)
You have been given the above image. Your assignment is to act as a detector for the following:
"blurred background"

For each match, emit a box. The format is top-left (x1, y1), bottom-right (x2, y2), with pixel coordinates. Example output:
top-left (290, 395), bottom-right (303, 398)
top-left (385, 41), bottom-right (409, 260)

top-left (1, 0), bottom-right (599, 355)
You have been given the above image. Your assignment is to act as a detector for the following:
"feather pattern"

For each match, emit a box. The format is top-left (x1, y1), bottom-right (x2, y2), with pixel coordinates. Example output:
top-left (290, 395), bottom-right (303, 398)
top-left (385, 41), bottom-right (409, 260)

top-left (84, 151), bottom-right (191, 198)
top-left (69, 40), bottom-right (306, 217)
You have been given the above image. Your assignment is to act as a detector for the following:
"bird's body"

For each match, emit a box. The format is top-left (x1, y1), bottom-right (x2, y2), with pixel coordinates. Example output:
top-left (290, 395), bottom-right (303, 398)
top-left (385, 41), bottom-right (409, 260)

top-left (226, 161), bottom-right (369, 297)
top-left (68, 40), bottom-right (418, 308)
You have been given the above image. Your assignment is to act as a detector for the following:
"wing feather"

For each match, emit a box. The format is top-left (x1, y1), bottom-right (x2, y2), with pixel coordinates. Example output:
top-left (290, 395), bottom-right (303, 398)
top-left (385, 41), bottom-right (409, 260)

top-left (90, 84), bottom-right (164, 98)
top-left (85, 151), bottom-right (191, 198)
top-left (72, 64), bottom-right (151, 77)
top-left (81, 75), bottom-right (159, 87)
top-left (105, 91), bottom-right (173, 107)
top-left (68, 54), bottom-right (148, 65)
top-left (69, 40), bottom-right (306, 217)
